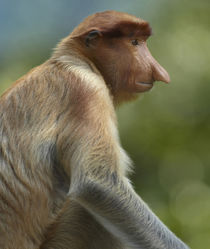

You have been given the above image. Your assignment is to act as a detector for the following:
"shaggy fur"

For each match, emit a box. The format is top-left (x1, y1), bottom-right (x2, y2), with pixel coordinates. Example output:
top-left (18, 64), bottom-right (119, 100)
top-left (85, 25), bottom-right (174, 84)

top-left (0, 10), bottom-right (188, 249)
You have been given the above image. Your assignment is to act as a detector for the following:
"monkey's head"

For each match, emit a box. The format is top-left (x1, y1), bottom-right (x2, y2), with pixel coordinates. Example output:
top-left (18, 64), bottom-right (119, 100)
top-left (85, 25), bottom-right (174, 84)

top-left (69, 11), bottom-right (170, 104)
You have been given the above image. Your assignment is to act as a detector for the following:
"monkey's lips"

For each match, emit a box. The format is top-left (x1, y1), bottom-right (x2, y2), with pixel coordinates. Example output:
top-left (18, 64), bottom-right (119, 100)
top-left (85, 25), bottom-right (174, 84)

top-left (135, 82), bottom-right (154, 92)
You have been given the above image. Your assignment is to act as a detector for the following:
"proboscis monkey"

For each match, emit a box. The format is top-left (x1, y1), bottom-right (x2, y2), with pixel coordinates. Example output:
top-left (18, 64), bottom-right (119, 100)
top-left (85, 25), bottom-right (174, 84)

top-left (0, 10), bottom-right (189, 249)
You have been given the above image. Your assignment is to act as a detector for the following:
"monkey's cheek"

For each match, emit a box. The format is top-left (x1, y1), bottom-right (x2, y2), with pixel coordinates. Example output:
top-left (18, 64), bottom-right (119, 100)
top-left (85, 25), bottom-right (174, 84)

top-left (134, 82), bottom-right (153, 92)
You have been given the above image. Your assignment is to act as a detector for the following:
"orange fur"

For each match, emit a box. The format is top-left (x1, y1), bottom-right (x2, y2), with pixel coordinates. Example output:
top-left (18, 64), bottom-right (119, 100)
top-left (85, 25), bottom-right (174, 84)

top-left (0, 11), bottom-right (177, 249)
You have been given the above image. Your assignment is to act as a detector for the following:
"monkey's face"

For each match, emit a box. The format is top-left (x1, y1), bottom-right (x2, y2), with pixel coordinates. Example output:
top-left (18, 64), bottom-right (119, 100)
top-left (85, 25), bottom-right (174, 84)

top-left (126, 38), bottom-right (170, 92)
top-left (82, 34), bottom-right (170, 102)
top-left (72, 11), bottom-right (170, 103)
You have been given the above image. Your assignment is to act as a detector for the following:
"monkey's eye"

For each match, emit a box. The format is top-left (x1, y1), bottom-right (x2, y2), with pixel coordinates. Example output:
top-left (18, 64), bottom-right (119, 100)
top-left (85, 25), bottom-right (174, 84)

top-left (131, 39), bottom-right (139, 46)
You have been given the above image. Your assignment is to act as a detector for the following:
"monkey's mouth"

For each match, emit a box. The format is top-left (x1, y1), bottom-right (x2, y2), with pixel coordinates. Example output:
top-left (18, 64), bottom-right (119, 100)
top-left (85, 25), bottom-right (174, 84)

top-left (135, 82), bottom-right (154, 92)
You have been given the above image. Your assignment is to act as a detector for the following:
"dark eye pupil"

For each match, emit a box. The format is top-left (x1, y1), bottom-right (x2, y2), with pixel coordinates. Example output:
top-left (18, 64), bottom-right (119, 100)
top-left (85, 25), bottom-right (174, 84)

top-left (132, 39), bottom-right (139, 46)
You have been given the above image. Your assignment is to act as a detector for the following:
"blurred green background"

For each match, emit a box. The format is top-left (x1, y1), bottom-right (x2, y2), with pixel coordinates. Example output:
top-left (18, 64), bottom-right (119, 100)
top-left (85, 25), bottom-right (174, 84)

top-left (0, 0), bottom-right (210, 248)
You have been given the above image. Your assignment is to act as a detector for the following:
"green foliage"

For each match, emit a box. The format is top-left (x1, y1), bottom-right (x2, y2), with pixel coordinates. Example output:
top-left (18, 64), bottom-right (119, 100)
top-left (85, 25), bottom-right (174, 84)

top-left (118, 1), bottom-right (210, 248)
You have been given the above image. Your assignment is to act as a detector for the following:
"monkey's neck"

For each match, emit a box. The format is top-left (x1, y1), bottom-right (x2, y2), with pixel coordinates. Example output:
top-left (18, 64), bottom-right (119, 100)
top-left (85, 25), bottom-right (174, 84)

top-left (52, 44), bottom-right (100, 74)
top-left (51, 41), bottom-right (119, 106)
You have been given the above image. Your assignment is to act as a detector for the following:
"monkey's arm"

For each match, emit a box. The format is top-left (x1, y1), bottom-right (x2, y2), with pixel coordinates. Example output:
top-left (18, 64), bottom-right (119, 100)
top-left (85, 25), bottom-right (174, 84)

top-left (70, 173), bottom-right (189, 249)
top-left (67, 127), bottom-right (189, 249)
top-left (41, 199), bottom-right (123, 249)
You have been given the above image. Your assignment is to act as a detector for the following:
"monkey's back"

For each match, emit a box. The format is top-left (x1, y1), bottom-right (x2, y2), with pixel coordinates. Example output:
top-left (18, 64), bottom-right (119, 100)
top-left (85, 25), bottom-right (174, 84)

top-left (0, 63), bottom-right (71, 249)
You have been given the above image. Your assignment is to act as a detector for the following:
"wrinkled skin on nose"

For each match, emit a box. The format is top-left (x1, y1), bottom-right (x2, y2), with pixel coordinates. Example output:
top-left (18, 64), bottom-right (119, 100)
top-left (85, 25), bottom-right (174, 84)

top-left (146, 46), bottom-right (170, 84)
top-left (136, 42), bottom-right (170, 85)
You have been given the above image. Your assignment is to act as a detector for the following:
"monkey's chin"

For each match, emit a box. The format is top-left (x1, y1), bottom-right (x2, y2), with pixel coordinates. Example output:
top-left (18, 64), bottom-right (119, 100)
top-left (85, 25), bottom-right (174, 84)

top-left (135, 82), bottom-right (153, 92)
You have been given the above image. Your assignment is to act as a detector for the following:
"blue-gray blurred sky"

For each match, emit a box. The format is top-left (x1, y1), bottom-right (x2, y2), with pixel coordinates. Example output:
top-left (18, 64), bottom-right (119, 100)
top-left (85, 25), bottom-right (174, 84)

top-left (0, 0), bottom-right (170, 60)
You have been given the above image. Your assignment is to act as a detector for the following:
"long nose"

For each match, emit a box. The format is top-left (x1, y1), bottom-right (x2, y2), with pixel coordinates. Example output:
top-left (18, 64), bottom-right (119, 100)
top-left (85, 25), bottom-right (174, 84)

top-left (144, 45), bottom-right (170, 83)
top-left (152, 59), bottom-right (170, 83)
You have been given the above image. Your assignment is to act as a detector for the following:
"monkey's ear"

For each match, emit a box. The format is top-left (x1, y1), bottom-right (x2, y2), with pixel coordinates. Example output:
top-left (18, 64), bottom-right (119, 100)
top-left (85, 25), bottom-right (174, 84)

top-left (85, 30), bottom-right (102, 47)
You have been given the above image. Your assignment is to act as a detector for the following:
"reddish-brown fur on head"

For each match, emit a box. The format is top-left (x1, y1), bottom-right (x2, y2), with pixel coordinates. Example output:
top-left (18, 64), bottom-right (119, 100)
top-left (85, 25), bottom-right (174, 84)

top-left (57, 10), bottom-right (170, 104)
top-left (71, 11), bottom-right (152, 39)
